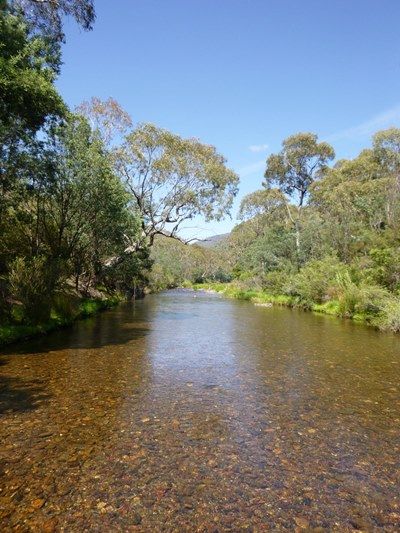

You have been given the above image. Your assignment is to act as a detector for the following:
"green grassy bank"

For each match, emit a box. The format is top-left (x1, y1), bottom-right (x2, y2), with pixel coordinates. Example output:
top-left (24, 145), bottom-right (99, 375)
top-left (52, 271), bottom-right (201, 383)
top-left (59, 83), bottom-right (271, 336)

top-left (192, 282), bottom-right (400, 333)
top-left (0, 296), bottom-right (121, 348)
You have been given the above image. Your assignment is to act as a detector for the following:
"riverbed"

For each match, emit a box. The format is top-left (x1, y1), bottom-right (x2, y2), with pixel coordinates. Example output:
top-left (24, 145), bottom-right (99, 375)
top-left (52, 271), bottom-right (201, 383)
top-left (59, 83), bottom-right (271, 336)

top-left (1, 289), bottom-right (399, 531)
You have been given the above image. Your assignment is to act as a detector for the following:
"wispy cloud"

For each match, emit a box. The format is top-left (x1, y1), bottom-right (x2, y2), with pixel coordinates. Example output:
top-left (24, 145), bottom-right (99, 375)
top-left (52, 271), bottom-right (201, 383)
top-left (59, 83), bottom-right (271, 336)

top-left (237, 159), bottom-right (266, 177)
top-left (326, 104), bottom-right (400, 142)
top-left (248, 143), bottom-right (269, 153)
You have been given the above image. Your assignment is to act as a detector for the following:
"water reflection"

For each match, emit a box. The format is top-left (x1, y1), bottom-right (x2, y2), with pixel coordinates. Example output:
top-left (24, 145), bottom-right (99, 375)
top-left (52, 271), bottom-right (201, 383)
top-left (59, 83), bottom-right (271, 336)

top-left (0, 289), bottom-right (399, 531)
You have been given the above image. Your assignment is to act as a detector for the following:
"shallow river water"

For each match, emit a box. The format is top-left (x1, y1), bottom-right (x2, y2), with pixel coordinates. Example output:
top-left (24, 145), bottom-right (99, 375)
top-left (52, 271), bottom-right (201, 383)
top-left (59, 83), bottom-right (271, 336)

top-left (1, 289), bottom-right (400, 532)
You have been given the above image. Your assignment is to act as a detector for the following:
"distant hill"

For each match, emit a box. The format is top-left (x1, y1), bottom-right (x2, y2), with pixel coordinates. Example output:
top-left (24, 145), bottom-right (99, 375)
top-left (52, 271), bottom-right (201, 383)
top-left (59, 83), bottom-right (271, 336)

top-left (195, 233), bottom-right (230, 249)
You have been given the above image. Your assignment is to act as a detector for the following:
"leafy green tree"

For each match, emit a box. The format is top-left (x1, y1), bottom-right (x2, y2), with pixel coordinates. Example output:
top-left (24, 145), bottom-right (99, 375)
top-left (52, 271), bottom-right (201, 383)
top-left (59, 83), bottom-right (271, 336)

top-left (263, 132), bottom-right (335, 259)
top-left (4, 114), bottom-right (144, 303)
top-left (11, 0), bottom-right (95, 41)
top-left (372, 128), bottom-right (400, 227)
top-left (77, 96), bottom-right (133, 146)
top-left (311, 149), bottom-right (391, 262)
top-left (0, 4), bottom-right (65, 263)
top-left (238, 188), bottom-right (287, 221)
top-left (0, 4), bottom-right (64, 131)
top-left (373, 128), bottom-right (400, 174)
top-left (115, 122), bottom-right (239, 247)
top-left (40, 115), bottom-right (142, 290)
top-left (0, 3), bottom-right (65, 194)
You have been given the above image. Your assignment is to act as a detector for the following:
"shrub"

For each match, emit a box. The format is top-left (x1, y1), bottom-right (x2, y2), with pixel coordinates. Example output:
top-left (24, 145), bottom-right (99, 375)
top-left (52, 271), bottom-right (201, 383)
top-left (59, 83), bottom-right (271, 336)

top-left (366, 248), bottom-right (400, 291)
top-left (335, 271), bottom-right (389, 318)
top-left (234, 276), bottom-right (264, 293)
top-left (372, 298), bottom-right (400, 332)
top-left (52, 293), bottom-right (80, 322)
top-left (262, 270), bottom-right (292, 295)
top-left (287, 257), bottom-right (347, 307)
top-left (355, 284), bottom-right (389, 315)
top-left (335, 272), bottom-right (361, 316)
top-left (8, 257), bottom-right (55, 324)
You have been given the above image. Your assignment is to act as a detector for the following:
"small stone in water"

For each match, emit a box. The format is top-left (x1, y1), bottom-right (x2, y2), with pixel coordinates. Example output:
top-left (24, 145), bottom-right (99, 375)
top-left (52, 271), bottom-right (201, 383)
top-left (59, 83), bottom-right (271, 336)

top-left (31, 498), bottom-right (45, 509)
top-left (42, 518), bottom-right (57, 532)
top-left (294, 516), bottom-right (310, 529)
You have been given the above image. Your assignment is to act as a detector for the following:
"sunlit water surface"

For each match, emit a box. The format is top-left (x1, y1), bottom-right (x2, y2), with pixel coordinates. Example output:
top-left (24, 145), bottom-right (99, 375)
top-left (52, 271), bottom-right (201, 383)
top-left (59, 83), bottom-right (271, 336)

top-left (1, 289), bottom-right (399, 531)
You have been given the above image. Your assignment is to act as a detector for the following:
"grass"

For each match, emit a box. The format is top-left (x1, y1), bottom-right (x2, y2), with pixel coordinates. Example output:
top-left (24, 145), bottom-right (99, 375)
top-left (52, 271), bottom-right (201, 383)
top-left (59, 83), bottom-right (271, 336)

top-left (0, 296), bottom-right (121, 348)
top-left (193, 282), bottom-right (296, 307)
top-left (192, 282), bottom-right (385, 329)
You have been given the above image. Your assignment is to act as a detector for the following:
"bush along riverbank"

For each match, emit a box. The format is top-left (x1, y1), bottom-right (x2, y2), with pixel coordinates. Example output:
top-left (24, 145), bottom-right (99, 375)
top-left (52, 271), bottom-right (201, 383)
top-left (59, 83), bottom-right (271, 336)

top-left (192, 279), bottom-right (400, 333)
top-left (0, 293), bottom-right (122, 348)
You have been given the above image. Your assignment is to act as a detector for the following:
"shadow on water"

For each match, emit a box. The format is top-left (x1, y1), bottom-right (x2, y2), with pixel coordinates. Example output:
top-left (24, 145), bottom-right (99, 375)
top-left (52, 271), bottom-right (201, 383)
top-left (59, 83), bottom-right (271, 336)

top-left (0, 302), bottom-right (151, 356)
top-left (0, 375), bottom-right (52, 414)
top-left (0, 290), bottom-right (399, 531)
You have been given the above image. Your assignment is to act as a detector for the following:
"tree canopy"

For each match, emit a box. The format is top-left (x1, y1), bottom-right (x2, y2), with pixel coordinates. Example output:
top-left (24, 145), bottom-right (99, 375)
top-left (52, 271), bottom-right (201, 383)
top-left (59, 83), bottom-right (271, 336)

top-left (11, 0), bottom-right (95, 41)
top-left (115, 122), bottom-right (239, 246)
top-left (264, 132), bottom-right (335, 207)
top-left (0, 5), bottom-right (65, 131)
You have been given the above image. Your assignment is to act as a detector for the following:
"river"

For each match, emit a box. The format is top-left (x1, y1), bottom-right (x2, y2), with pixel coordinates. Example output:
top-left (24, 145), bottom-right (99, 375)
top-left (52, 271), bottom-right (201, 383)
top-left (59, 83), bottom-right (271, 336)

top-left (1, 289), bottom-right (399, 531)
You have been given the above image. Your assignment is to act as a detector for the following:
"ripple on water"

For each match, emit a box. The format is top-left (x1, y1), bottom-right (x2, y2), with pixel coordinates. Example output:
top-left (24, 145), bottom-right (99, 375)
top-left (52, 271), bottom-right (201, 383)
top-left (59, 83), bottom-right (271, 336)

top-left (0, 289), bottom-right (399, 531)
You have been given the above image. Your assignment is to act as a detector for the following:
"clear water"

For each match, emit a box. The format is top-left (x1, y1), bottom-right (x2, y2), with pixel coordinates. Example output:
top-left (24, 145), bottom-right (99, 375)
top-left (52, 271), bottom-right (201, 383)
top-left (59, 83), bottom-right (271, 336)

top-left (1, 289), bottom-right (399, 531)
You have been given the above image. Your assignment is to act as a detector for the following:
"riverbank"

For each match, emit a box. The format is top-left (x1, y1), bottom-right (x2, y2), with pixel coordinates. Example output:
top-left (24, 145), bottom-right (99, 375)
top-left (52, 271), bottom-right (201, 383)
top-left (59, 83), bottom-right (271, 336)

top-left (192, 282), bottom-right (400, 333)
top-left (0, 296), bottom-right (121, 348)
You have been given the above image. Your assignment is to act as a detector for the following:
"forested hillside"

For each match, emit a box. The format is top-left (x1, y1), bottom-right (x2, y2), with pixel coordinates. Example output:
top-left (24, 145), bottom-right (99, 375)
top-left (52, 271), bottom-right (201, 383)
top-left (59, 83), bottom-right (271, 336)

top-left (151, 131), bottom-right (400, 332)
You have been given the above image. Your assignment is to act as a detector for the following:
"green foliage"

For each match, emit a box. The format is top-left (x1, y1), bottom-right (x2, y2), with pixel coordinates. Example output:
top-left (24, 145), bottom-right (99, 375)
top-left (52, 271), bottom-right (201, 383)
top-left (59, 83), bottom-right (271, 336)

top-left (238, 188), bottom-right (286, 221)
top-left (373, 299), bottom-right (400, 333)
top-left (0, 6), bottom-right (65, 131)
top-left (8, 256), bottom-right (55, 324)
top-left (52, 292), bottom-right (80, 321)
top-left (284, 257), bottom-right (347, 306)
top-left (115, 121), bottom-right (239, 245)
top-left (199, 127), bottom-right (400, 333)
top-left (264, 132), bottom-right (335, 207)
top-left (148, 236), bottom-right (232, 291)
top-left (12, 0), bottom-right (96, 42)
top-left (261, 270), bottom-right (291, 295)
top-left (335, 273), bottom-right (390, 318)
top-left (365, 248), bottom-right (400, 291)
top-left (106, 249), bottom-right (153, 296)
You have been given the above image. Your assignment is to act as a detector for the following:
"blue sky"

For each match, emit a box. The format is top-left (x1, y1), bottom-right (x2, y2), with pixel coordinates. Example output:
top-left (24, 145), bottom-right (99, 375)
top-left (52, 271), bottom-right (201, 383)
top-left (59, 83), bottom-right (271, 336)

top-left (58, 0), bottom-right (400, 239)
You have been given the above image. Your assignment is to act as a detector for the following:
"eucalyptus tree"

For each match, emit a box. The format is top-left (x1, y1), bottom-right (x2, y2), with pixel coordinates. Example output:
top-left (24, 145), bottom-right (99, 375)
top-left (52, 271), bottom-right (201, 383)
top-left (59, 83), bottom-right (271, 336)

top-left (115, 122), bottom-right (239, 249)
top-left (311, 149), bottom-right (393, 262)
top-left (76, 97), bottom-right (133, 147)
top-left (238, 188), bottom-right (287, 221)
top-left (372, 128), bottom-right (400, 227)
top-left (73, 98), bottom-right (240, 273)
top-left (373, 128), bottom-right (400, 175)
top-left (11, 0), bottom-right (95, 41)
top-left (263, 132), bottom-right (335, 260)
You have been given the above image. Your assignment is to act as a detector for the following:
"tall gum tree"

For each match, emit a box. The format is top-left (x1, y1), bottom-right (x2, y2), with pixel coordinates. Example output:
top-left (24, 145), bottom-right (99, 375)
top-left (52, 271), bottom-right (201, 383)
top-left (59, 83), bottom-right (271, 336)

top-left (77, 98), bottom-right (239, 263)
top-left (263, 132), bottom-right (335, 262)
top-left (11, 0), bottom-right (95, 41)
top-left (76, 97), bottom-right (132, 147)
top-left (116, 122), bottom-right (239, 247)
top-left (238, 188), bottom-right (288, 237)
top-left (373, 128), bottom-right (400, 227)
